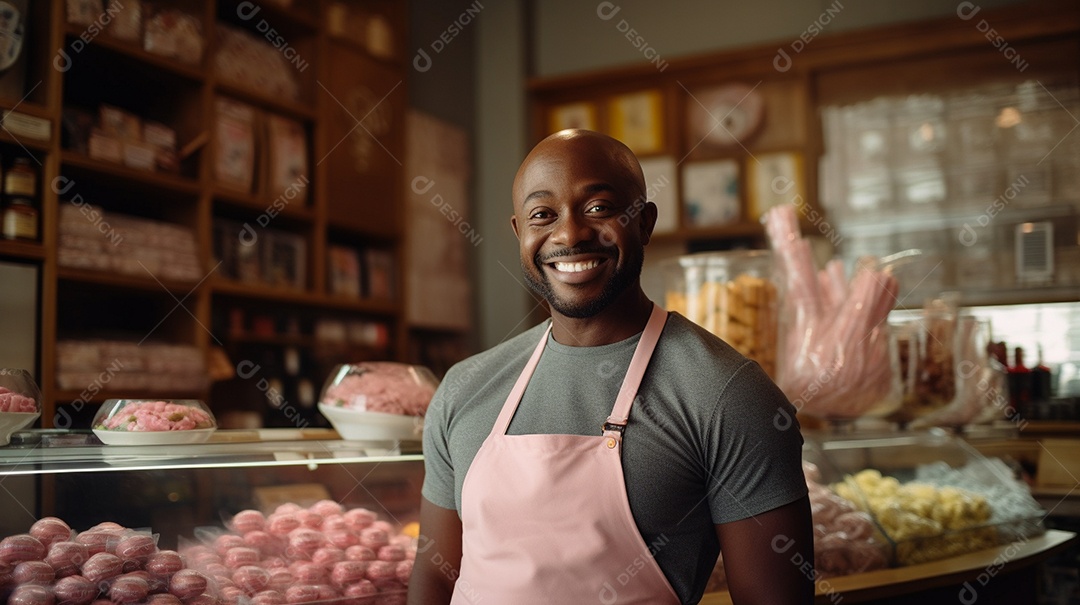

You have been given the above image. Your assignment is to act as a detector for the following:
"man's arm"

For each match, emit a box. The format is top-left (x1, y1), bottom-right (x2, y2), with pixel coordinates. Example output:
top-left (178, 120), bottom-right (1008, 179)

top-left (407, 497), bottom-right (463, 605)
top-left (715, 495), bottom-right (815, 605)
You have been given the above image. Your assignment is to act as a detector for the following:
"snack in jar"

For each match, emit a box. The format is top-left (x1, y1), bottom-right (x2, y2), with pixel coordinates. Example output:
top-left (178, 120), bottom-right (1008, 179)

top-left (662, 250), bottom-right (779, 376)
top-left (318, 362), bottom-right (439, 441)
top-left (92, 399), bottom-right (216, 445)
top-left (0, 368), bottom-right (41, 445)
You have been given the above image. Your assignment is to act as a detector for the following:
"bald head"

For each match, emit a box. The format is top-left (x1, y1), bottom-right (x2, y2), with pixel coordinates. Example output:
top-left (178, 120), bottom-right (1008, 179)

top-left (513, 130), bottom-right (646, 212)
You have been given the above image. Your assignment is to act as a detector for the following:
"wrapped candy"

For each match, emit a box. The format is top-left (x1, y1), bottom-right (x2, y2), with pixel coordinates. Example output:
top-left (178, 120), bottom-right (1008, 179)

top-left (764, 205), bottom-right (901, 418)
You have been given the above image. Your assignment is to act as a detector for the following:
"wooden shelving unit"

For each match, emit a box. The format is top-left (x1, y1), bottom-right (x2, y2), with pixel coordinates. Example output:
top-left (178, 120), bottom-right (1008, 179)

top-left (0, 0), bottom-right (410, 428)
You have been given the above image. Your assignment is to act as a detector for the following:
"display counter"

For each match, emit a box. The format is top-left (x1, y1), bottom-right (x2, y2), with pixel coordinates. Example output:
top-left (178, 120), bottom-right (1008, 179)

top-left (702, 530), bottom-right (1077, 604)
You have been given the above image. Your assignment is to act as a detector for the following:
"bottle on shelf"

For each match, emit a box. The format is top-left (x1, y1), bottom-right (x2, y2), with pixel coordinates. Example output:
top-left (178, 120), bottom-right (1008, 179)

top-left (1007, 346), bottom-right (1033, 420)
top-left (1031, 345), bottom-right (1053, 405)
top-left (2, 157), bottom-right (40, 241)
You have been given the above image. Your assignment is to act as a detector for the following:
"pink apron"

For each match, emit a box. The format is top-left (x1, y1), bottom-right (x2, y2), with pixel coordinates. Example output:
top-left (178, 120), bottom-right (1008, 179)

top-left (452, 304), bottom-right (680, 604)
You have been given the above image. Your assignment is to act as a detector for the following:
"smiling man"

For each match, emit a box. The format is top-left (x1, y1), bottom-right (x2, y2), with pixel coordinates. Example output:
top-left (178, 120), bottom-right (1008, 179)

top-left (408, 130), bottom-right (813, 605)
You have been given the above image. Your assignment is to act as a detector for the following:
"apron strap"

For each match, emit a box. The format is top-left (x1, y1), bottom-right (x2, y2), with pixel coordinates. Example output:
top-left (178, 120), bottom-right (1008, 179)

top-left (489, 321), bottom-right (552, 437)
top-left (604, 304), bottom-right (669, 442)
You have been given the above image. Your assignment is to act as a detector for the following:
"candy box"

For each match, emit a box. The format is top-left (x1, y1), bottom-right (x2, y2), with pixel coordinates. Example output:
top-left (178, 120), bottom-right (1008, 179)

top-left (318, 363), bottom-right (438, 441)
top-left (815, 430), bottom-right (1045, 566)
top-left (92, 399), bottom-right (216, 445)
top-left (0, 368), bottom-right (41, 445)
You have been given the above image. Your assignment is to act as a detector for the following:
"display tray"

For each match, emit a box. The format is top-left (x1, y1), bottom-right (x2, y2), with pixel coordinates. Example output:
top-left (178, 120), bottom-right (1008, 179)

top-left (92, 427), bottom-right (216, 445)
top-left (318, 403), bottom-right (423, 441)
top-left (0, 412), bottom-right (38, 445)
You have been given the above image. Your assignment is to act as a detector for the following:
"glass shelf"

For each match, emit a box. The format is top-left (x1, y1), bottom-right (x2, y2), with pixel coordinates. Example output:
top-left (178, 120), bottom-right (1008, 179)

top-left (0, 432), bottom-right (422, 476)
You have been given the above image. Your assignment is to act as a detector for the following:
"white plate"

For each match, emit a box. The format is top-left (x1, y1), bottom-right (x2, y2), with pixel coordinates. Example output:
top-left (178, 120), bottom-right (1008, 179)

top-left (92, 428), bottom-right (216, 446)
top-left (0, 412), bottom-right (39, 445)
top-left (318, 404), bottom-right (422, 441)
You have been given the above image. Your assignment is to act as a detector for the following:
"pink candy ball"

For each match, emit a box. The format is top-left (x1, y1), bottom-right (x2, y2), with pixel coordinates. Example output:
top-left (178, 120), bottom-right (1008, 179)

top-left (46, 542), bottom-right (89, 578)
top-left (326, 530), bottom-right (359, 550)
top-left (344, 546), bottom-right (376, 562)
top-left (9, 584), bottom-right (55, 605)
top-left (358, 529), bottom-right (388, 550)
top-left (376, 546), bottom-right (404, 563)
top-left (329, 561), bottom-right (368, 588)
top-left (29, 518), bottom-right (73, 549)
top-left (284, 584), bottom-right (320, 604)
top-left (311, 547), bottom-right (345, 567)
top-left (169, 569), bottom-right (209, 600)
top-left (231, 511), bottom-right (266, 535)
top-left (0, 534), bottom-right (46, 564)
top-left (53, 575), bottom-right (97, 605)
top-left (266, 514), bottom-right (300, 536)
top-left (109, 574), bottom-right (150, 603)
top-left (223, 547), bottom-right (260, 569)
top-left (365, 561), bottom-right (396, 582)
top-left (249, 591), bottom-right (285, 605)
top-left (13, 560), bottom-right (55, 584)
top-left (145, 550), bottom-right (183, 576)
top-left (81, 553), bottom-right (123, 584)
top-left (395, 560), bottom-right (413, 585)
top-left (309, 501), bottom-right (344, 519)
top-left (214, 535), bottom-right (245, 557)
top-left (116, 535), bottom-right (156, 563)
top-left (232, 565), bottom-right (271, 595)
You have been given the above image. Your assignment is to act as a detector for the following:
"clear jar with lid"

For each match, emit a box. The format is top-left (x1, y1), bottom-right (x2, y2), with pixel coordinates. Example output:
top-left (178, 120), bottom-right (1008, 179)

top-left (663, 250), bottom-right (779, 376)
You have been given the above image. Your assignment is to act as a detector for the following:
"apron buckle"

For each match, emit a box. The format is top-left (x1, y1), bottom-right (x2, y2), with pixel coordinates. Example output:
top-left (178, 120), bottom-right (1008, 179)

top-left (602, 421), bottom-right (626, 434)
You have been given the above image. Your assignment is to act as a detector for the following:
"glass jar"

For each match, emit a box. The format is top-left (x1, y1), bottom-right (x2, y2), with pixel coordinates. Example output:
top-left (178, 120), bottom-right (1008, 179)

top-left (662, 250), bottom-right (779, 376)
top-left (3, 157), bottom-right (37, 199)
top-left (2, 198), bottom-right (37, 240)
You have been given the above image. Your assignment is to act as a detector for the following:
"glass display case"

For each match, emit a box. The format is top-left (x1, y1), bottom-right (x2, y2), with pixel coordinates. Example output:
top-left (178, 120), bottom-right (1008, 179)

top-left (806, 429), bottom-right (1045, 566)
top-left (0, 431), bottom-right (423, 603)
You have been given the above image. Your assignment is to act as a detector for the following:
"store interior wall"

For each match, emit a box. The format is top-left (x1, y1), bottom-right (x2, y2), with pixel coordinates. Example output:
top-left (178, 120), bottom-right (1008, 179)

top-left (470, 0), bottom-right (1031, 350)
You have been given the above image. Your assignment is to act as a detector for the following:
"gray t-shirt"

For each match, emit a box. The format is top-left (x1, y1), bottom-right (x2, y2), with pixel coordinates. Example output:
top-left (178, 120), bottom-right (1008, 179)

top-left (422, 312), bottom-right (807, 604)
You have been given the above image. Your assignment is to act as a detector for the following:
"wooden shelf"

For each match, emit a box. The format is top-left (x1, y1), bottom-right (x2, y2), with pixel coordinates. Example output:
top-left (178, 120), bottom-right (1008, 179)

top-left (63, 26), bottom-right (204, 83)
top-left (211, 278), bottom-right (398, 316)
top-left (651, 221), bottom-right (766, 244)
top-left (224, 333), bottom-right (317, 347)
top-left (215, 81), bottom-right (316, 121)
top-left (60, 152), bottom-right (202, 195)
top-left (327, 36), bottom-right (405, 69)
top-left (0, 239), bottom-right (46, 261)
top-left (217, 0), bottom-right (321, 32)
top-left (213, 188), bottom-right (316, 222)
top-left (57, 265), bottom-right (202, 295)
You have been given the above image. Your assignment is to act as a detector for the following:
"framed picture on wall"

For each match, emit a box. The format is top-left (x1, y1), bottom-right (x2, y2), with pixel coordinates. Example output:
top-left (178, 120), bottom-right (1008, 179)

top-left (747, 152), bottom-right (804, 220)
top-left (638, 156), bottom-right (678, 234)
top-left (548, 101), bottom-right (598, 133)
top-left (682, 159), bottom-right (741, 227)
top-left (608, 90), bottom-right (664, 155)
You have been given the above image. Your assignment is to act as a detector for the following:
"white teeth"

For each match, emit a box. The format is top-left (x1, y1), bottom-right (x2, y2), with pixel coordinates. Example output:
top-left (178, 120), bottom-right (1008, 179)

top-left (553, 259), bottom-right (601, 273)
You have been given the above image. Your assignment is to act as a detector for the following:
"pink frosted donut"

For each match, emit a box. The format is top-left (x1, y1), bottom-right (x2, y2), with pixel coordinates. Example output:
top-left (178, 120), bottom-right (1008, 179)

top-left (214, 536), bottom-right (245, 557)
top-left (81, 553), bottom-right (123, 584)
top-left (110, 574), bottom-right (150, 603)
top-left (343, 510), bottom-right (377, 532)
top-left (266, 514), bottom-right (301, 536)
top-left (249, 591), bottom-right (285, 605)
top-left (145, 550), bottom-right (184, 576)
top-left (223, 547), bottom-right (259, 569)
top-left (311, 547), bottom-right (345, 567)
top-left (13, 560), bottom-right (55, 584)
top-left (53, 575), bottom-right (97, 605)
top-left (375, 546), bottom-right (404, 563)
top-left (345, 546), bottom-right (376, 562)
top-left (320, 515), bottom-right (347, 533)
top-left (394, 560), bottom-right (412, 585)
top-left (284, 585), bottom-right (320, 604)
top-left (30, 518), bottom-right (73, 548)
top-left (290, 562), bottom-right (327, 584)
top-left (326, 529), bottom-right (359, 550)
top-left (330, 561), bottom-right (368, 588)
top-left (116, 535), bottom-right (156, 563)
top-left (232, 566), bottom-right (270, 595)
top-left (230, 510), bottom-right (266, 535)
top-left (310, 501), bottom-right (345, 518)
top-left (364, 561), bottom-right (396, 582)
top-left (0, 534), bottom-right (46, 564)
top-left (9, 584), bottom-right (54, 605)
top-left (47, 542), bottom-right (90, 578)
top-left (286, 529), bottom-right (323, 559)
top-left (168, 569), bottom-right (208, 600)
top-left (358, 529), bottom-right (388, 551)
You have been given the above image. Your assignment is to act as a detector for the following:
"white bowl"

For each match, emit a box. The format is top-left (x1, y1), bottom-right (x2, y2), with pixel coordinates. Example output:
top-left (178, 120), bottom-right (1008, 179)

top-left (318, 404), bottom-right (422, 441)
top-left (0, 412), bottom-right (39, 445)
top-left (92, 428), bottom-right (216, 446)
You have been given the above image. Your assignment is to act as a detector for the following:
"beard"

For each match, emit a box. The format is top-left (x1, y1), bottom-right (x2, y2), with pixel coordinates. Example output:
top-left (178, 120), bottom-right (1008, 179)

top-left (521, 246), bottom-right (643, 319)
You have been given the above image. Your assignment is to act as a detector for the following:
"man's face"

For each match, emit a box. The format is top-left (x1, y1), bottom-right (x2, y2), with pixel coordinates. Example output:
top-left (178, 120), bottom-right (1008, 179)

top-left (511, 138), bottom-right (654, 319)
